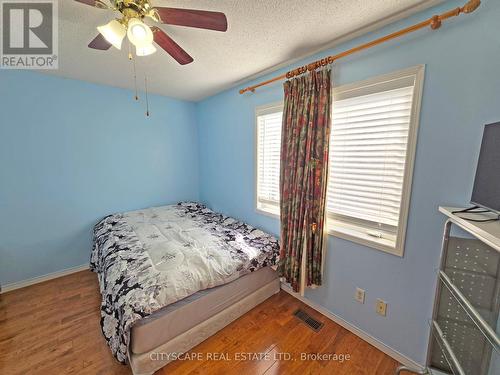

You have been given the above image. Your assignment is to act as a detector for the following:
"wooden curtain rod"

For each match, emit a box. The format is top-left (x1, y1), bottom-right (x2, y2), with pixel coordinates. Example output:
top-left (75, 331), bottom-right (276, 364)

top-left (239, 0), bottom-right (481, 95)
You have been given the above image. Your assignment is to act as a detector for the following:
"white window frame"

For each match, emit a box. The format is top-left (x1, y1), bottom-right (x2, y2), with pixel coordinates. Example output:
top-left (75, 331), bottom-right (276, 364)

top-left (253, 65), bottom-right (424, 257)
top-left (328, 65), bottom-right (425, 256)
top-left (255, 102), bottom-right (283, 218)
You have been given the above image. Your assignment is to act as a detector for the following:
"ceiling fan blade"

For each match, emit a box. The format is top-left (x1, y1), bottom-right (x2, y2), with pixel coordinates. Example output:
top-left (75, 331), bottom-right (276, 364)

top-left (88, 33), bottom-right (112, 50)
top-left (74, 0), bottom-right (109, 9)
top-left (152, 27), bottom-right (194, 65)
top-left (155, 7), bottom-right (227, 32)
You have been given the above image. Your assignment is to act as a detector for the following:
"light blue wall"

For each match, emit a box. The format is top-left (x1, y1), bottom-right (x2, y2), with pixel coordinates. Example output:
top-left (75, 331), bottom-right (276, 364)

top-left (196, 0), bottom-right (500, 365)
top-left (0, 71), bottom-right (199, 286)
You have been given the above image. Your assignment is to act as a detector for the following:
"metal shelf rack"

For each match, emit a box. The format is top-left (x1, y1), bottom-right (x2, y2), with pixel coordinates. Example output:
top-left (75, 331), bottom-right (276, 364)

top-left (397, 207), bottom-right (500, 375)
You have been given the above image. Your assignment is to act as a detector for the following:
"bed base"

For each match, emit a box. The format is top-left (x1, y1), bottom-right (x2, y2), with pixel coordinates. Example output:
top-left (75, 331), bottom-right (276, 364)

top-left (128, 278), bottom-right (280, 375)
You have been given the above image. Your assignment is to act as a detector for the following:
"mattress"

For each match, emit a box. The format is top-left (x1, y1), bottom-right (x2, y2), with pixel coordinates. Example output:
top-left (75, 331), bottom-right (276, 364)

top-left (130, 266), bottom-right (278, 354)
top-left (91, 202), bottom-right (280, 362)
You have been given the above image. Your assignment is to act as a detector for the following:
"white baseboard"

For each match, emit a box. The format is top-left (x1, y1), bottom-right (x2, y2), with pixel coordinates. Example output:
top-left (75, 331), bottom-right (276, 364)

top-left (281, 283), bottom-right (425, 372)
top-left (1, 264), bottom-right (90, 293)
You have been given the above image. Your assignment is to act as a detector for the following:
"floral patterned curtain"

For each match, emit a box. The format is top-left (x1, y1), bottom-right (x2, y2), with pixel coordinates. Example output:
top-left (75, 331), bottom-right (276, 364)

top-left (278, 68), bottom-right (332, 293)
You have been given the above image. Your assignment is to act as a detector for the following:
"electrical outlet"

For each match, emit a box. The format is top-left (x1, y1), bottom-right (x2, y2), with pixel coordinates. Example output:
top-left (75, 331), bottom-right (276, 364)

top-left (355, 288), bottom-right (365, 304)
top-left (376, 299), bottom-right (387, 316)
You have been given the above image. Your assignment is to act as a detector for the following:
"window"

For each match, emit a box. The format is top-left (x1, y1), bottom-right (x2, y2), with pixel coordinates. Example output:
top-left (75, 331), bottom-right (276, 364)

top-left (255, 103), bottom-right (283, 217)
top-left (255, 66), bottom-right (424, 256)
top-left (328, 66), bottom-right (424, 255)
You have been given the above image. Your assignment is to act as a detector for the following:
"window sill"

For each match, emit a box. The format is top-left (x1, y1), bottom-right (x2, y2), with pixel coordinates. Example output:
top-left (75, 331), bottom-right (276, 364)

top-left (256, 205), bottom-right (280, 219)
top-left (255, 206), bottom-right (403, 256)
top-left (328, 221), bottom-right (402, 257)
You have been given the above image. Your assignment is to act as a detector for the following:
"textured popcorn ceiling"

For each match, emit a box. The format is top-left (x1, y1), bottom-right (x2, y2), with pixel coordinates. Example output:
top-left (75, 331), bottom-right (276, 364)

top-left (45, 0), bottom-right (442, 101)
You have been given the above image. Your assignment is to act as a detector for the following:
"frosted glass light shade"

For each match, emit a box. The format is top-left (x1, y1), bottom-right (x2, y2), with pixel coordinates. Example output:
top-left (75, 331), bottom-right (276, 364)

top-left (136, 43), bottom-right (157, 57)
top-left (97, 20), bottom-right (126, 50)
top-left (127, 18), bottom-right (153, 48)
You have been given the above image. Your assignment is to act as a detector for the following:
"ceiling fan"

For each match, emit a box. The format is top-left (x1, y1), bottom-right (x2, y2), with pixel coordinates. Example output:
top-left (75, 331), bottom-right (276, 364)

top-left (76, 0), bottom-right (228, 65)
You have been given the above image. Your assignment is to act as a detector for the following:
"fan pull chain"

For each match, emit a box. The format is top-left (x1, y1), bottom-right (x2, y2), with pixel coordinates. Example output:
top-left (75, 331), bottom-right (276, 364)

top-left (132, 58), bottom-right (139, 101)
top-left (145, 76), bottom-right (150, 117)
top-left (129, 43), bottom-right (139, 101)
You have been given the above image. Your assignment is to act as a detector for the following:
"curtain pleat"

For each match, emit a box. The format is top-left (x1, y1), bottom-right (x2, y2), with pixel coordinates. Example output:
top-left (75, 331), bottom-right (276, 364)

top-left (278, 68), bottom-right (332, 293)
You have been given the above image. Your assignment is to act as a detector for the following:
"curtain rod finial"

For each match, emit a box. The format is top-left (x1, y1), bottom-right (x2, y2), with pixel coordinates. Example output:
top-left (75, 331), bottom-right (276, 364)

top-left (462, 0), bottom-right (481, 14)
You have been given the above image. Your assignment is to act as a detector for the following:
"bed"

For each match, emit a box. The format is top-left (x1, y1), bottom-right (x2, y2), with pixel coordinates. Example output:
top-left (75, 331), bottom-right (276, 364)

top-left (90, 202), bottom-right (280, 375)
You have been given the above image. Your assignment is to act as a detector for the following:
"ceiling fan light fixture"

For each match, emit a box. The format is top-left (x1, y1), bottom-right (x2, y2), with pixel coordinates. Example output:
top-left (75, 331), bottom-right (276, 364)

top-left (97, 19), bottom-right (126, 50)
top-left (136, 43), bottom-right (157, 57)
top-left (127, 18), bottom-right (153, 47)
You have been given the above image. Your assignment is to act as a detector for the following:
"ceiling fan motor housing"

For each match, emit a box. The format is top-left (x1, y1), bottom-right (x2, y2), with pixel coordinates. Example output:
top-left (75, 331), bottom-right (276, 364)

top-left (115, 0), bottom-right (153, 20)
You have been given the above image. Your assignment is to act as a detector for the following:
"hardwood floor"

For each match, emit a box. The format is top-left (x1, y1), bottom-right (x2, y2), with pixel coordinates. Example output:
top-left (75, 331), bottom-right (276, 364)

top-left (0, 271), bottom-right (407, 374)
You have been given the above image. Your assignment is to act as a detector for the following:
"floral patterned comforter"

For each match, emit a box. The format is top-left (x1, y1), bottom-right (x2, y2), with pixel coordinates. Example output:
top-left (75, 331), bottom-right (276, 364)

top-left (90, 202), bottom-right (279, 363)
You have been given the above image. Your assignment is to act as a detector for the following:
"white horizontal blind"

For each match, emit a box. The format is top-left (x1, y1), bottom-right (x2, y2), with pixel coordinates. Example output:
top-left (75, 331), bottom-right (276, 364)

top-left (328, 85), bottom-right (415, 228)
top-left (257, 109), bottom-right (283, 209)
